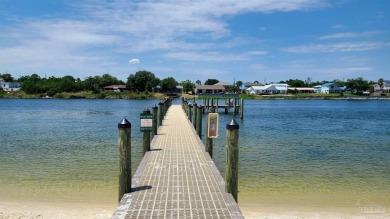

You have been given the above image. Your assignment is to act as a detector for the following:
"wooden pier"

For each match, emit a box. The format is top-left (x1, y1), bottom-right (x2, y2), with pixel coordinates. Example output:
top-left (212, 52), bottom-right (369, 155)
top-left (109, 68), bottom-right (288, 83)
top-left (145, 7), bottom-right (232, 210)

top-left (112, 105), bottom-right (243, 219)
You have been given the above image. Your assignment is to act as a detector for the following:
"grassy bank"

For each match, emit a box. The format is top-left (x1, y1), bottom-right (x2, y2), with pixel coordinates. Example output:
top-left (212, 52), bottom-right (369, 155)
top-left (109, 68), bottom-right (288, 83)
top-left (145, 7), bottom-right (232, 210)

top-left (0, 90), bottom-right (168, 99)
top-left (1, 90), bottom-right (387, 100)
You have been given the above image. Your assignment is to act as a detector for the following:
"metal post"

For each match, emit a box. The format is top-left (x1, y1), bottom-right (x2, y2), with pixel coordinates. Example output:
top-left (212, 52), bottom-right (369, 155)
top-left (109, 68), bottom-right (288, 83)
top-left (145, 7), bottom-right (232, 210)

top-left (118, 118), bottom-right (131, 202)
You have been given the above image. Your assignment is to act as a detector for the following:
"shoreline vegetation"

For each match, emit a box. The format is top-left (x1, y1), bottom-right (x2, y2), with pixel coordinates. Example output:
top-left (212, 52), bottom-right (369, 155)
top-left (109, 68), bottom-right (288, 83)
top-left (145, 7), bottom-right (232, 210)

top-left (0, 90), bottom-right (389, 100)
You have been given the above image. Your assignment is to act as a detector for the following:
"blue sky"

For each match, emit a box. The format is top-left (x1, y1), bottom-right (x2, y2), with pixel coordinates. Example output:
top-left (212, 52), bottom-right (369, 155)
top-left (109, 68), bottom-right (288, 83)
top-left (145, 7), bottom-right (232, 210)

top-left (0, 0), bottom-right (389, 84)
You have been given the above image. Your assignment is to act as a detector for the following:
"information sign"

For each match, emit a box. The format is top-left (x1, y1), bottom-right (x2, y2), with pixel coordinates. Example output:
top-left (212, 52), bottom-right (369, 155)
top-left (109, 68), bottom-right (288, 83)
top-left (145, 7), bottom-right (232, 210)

top-left (207, 113), bottom-right (219, 138)
top-left (140, 114), bottom-right (153, 132)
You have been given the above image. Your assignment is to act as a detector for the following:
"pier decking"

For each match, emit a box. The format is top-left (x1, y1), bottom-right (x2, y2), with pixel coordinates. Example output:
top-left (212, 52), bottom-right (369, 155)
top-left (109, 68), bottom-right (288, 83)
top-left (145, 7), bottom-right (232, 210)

top-left (112, 105), bottom-right (243, 219)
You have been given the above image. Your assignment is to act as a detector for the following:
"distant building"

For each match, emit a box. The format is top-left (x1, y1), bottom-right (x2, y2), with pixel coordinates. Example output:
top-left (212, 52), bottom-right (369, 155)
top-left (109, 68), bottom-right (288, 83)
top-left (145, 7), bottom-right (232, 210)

top-left (195, 84), bottom-right (225, 94)
top-left (287, 87), bottom-right (315, 93)
top-left (0, 78), bottom-right (21, 91)
top-left (314, 82), bottom-right (341, 94)
top-left (103, 85), bottom-right (127, 92)
top-left (374, 80), bottom-right (390, 93)
top-left (246, 83), bottom-right (289, 94)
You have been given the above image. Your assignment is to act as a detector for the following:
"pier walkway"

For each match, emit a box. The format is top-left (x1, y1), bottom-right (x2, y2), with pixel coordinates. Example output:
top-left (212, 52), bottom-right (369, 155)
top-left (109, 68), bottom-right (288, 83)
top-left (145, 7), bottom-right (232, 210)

top-left (112, 105), bottom-right (243, 219)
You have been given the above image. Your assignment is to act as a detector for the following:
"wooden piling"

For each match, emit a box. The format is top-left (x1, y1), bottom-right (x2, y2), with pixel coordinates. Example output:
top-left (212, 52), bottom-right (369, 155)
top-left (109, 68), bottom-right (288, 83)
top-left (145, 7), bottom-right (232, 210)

top-left (196, 106), bottom-right (203, 139)
top-left (152, 105), bottom-right (158, 137)
top-left (205, 113), bottom-right (213, 158)
top-left (188, 103), bottom-right (192, 122)
top-left (158, 102), bottom-right (164, 127)
top-left (118, 118), bottom-right (131, 202)
top-left (225, 119), bottom-right (239, 202)
top-left (240, 98), bottom-right (244, 120)
top-left (193, 102), bottom-right (197, 126)
top-left (142, 109), bottom-right (151, 155)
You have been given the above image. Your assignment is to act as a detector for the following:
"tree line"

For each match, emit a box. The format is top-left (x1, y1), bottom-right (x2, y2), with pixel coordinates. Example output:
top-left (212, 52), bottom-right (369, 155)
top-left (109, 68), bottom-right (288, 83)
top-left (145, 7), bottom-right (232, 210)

top-left (0, 71), bottom-right (385, 95)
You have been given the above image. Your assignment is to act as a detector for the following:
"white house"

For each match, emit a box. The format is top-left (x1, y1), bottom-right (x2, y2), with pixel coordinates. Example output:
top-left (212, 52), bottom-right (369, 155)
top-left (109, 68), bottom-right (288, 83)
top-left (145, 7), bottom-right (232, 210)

top-left (0, 78), bottom-right (21, 91)
top-left (314, 82), bottom-right (340, 94)
top-left (374, 80), bottom-right (390, 93)
top-left (246, 83), bottom-right (288, 94)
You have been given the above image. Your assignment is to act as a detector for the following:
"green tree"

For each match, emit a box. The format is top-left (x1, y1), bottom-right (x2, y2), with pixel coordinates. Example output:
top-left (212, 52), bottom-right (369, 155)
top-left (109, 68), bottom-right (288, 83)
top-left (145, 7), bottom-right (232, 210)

top-left (84, 76), bottom-right (101, 93)
top-left (20, 74), bottom-right (44, 94)
top-left (182, 80), bottom-right (195, 93)
top-left (286, 79), bottom-right (305, 87)
top-left (0, 73), bottom-right (14, 82)
top-left (235, 80), bottom-right (243, 88)
top-left (205, 79), bottom-right (219, 85)
top-left (126, 70), bottom-right (160, 92)
top-left (100, 73), bottom-right (123, 88)
top-left (378, 78), bottom-right (385, 93)
top-left (195, 80), bottom-right (201, 85)
top-left (160, 77), bottom-right (178, 93)
top-left (346, 77), bottom-right (369, 94)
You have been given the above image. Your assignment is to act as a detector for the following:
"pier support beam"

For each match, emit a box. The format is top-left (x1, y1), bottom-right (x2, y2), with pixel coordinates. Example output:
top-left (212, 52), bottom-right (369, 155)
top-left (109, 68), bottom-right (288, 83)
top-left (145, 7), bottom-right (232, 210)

top-left (225, 119), bottom-right (239, 202)
top-left (118, 118), bottom-right (131, 202)
top-left (240, 98), bottom-right (244, 120)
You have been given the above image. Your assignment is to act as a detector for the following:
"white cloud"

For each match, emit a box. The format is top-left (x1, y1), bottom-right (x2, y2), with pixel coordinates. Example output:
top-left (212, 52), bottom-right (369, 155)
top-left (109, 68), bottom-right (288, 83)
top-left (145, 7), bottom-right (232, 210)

top-left (282, 42), bottom-right (389, 53)
top-left (332, 24), bottom-right (345, 29)
top-left (129, 59), bottom-right (140, 64)
top-left (318, 31), bottom-right (381, 40)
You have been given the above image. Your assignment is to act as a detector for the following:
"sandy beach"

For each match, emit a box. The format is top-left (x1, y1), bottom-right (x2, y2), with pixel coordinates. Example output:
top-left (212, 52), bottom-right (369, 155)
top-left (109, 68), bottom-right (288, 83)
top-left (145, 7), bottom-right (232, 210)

top-left (1, 198), bottom-right (389, 219)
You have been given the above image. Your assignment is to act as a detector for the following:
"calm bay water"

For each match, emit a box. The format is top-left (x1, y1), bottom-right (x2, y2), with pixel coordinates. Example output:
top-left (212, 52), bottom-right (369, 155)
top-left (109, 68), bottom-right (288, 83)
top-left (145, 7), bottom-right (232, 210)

top-left (1, 99), bottom-right (389, 209)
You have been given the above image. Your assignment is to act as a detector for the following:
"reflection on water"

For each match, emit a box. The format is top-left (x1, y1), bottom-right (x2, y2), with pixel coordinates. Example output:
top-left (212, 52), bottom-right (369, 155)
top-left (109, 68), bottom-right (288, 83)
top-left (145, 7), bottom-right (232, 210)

top-left (1, 99), bottom-right (389, 208)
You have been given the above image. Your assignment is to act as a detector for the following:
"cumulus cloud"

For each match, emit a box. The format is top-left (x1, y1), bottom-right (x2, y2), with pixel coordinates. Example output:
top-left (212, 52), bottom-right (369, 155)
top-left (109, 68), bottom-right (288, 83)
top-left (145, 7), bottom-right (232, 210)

top-left (129, 58), bottom-right (140, 64)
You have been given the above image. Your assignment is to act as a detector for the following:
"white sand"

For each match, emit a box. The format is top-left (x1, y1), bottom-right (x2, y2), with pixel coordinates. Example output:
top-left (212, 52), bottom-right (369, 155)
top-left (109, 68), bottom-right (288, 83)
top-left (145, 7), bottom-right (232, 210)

top-left (0, 199), bottom-right (116, 219)
top-left (1, 199), bottom-right (389, 219)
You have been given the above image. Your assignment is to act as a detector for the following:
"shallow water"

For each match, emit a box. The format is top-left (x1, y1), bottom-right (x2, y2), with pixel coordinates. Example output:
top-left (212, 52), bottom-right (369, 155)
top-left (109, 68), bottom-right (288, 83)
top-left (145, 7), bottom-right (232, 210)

top-left (1, 99), bottom-right (389, 209)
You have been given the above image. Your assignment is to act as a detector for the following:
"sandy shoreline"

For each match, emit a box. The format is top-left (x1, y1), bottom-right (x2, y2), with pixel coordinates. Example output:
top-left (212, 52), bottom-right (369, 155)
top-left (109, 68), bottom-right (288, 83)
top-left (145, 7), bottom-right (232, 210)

top-left (1, 199), bottom-right (389, 219)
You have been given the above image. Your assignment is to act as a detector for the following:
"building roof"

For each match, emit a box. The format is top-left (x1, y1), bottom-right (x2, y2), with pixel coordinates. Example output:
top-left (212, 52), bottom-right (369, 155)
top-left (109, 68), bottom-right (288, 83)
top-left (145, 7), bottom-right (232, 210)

top-left (104, 85), bottom-right (127, 89)
top-left (214, 82), bottom-right (232, 86)
top-left (322, 82), bottom-right (338, 87)
top-left (195, 84), bottom-right (225, 90)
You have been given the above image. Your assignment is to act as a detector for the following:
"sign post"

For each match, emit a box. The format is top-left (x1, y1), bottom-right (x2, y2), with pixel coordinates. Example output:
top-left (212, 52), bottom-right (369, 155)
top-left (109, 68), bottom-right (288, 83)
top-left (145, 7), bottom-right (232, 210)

top-left (140, 109), bottom-right (153, 155)
top-left (207, 113), bottom-right (219, 138)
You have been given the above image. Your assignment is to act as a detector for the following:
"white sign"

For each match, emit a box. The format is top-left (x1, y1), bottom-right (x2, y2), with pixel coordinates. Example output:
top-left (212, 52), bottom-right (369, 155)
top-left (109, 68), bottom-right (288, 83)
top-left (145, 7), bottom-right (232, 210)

top-left (141, 119), bottom-right (153, 128)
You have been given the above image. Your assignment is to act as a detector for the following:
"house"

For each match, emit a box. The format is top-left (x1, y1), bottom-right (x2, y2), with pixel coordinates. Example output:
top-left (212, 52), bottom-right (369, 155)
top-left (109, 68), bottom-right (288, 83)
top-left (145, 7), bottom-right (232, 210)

top-left (103, 85), bottom-right (127, 92)
top-left (195, 84), bottom-right (225, 94)
top-left (374, 80), bottom-right (390, 93)
top-left (214, 82), bottom-right (234, 92)
top-left (246, 83), bottom-right (288, 94)
top-left (287, 87), bottom-right (315, 93)
top-left (318, 82), bottom-right (341, 94)
top-left (0, 78), bottom-right (21, 91)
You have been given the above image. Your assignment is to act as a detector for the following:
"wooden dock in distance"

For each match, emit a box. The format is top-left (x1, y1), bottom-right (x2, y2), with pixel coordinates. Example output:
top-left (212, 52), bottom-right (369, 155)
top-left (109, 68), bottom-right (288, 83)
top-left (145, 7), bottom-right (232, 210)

top-left (112, 105), bottom-right (243, 219)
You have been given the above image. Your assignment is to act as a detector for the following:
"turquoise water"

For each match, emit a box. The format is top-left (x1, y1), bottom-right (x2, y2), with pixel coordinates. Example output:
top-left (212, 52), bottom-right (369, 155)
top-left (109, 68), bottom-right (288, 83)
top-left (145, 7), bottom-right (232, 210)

top-left (1, 99), bottom-right (389, 208)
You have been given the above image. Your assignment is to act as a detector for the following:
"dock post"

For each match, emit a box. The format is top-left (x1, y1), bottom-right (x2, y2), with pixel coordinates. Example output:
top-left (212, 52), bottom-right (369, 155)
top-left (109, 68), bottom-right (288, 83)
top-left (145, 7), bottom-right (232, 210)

top-left (158, 102), bottom-right (164, 127)
top-left (211, 98), bottom-right (215, 113)
top-left (142, 109), bottom-right (151, 155)
top-left (240, 98), bottom-right (244, 120)
top-left (205, 113), bottom-right (213, 158)
top-left (118, 118), bottom-right (131, 202)
top-left (193, 102), bottom-right (197, 126)
top-left (225, 119), bottom-right (239, 202)
top-left (234, 98), bottom-right (237, 116)
top-left (196, 106), bottom-right (203, 139)
top-left (188, 103), bottom-right (192, 122)
top-left (152, 105), bottom-right (158, 137)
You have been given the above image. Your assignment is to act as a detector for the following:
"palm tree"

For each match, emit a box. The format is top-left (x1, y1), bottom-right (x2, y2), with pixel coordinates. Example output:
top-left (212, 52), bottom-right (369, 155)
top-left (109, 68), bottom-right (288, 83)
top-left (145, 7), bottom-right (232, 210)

top-left (196, 80), bottom-right (201, 85)
top-left (378, 78), bottom-right (384, 93)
